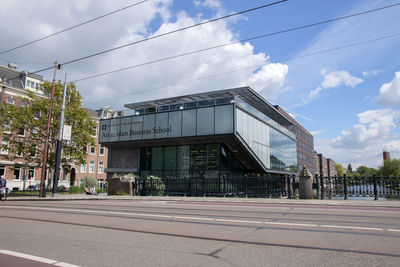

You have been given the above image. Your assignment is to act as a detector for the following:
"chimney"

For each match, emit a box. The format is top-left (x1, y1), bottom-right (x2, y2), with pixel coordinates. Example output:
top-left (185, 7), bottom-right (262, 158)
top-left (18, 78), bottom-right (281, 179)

top-left (383, 151), bottom-right (390, 162)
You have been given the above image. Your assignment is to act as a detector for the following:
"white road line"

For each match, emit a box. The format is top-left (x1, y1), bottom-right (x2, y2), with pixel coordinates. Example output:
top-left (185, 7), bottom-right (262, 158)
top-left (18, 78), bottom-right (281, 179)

top-left (266, 222), bottom-right (318, 227)
top-left (1, 205), bottom-right (394, 232)
top-left (216, 219), bottom-right (263, 224)
top-left (320, 225), bottom-right (383, 231)
top-left (0, 250), bottom-right (80, 266)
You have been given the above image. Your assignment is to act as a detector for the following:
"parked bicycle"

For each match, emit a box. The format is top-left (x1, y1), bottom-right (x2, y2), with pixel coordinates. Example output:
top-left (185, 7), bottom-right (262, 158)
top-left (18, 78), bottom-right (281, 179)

top-left (0, 187), bottom-right (8, 201)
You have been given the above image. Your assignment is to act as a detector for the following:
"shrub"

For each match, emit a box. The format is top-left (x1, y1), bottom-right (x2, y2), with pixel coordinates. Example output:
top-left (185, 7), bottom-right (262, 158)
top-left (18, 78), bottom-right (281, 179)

top-left (145, 175), bottom-right (165, 196)
top-left (80, 176), bottom-right (97, 187)
top-left (69, 186), bottom-right (83, 194)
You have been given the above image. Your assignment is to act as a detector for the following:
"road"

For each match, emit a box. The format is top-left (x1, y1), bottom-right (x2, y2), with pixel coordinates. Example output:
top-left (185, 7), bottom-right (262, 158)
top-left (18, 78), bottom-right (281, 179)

top-left (0, 199), bottom-right (399, 266)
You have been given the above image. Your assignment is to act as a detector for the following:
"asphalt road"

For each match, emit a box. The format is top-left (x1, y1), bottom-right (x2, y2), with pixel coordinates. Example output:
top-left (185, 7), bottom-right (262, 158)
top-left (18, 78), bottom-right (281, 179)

top-left (0, 199), bottom-right (399, 267)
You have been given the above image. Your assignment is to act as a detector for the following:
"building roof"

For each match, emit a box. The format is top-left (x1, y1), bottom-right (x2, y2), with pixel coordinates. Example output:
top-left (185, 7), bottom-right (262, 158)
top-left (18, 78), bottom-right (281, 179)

top-left (0, 64), bottom-right (44, 90)
top-left (124, 86), bottom-right (293, 126)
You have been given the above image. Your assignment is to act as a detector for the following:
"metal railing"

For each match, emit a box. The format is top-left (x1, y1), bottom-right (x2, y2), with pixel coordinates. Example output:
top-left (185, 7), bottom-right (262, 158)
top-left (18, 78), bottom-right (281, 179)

top-left (316, 174), bottom-right (400, 200)
top-left (135, 175), bottom-right (296, 198)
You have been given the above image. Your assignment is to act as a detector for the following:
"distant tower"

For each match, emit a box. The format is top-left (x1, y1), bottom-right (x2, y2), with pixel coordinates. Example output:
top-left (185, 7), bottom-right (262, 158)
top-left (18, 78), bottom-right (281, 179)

top-left (383, 151), bottom-right (390, 162)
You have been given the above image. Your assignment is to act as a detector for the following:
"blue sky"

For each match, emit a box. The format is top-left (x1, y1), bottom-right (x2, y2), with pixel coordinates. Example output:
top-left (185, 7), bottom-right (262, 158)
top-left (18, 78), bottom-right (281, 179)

top-left (0, 0), bottom-right (399, 168)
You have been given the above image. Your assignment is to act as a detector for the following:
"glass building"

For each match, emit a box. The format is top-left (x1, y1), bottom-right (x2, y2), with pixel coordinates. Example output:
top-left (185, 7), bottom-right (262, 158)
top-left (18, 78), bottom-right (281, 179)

top-left (99, 87), bottom-right (297, 180)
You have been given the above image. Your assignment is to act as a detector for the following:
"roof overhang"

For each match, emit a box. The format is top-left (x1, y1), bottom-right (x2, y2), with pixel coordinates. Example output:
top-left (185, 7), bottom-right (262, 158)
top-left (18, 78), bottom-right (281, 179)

top-left (124, 86), bottom-right (292, 126)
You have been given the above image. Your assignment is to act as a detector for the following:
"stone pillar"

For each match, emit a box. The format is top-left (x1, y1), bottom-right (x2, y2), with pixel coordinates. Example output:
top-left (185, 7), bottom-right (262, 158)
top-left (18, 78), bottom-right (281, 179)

top-left (299, 167), bottom-right (313, 199)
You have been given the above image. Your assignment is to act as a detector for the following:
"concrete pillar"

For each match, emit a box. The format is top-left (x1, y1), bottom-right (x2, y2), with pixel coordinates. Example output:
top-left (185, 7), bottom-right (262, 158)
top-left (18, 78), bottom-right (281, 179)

top-left (299, 167), bottom-right (313, 199)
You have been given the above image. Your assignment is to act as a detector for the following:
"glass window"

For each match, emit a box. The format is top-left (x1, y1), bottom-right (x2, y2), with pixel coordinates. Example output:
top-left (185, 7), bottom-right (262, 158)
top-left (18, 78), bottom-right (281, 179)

top-left (215, 105), bottom-right (233, 134)
top-left (197, 107), bottom-right (214, 136)
top-left (119, 116), bottom-right (131, 141)
top-left (182, 109), bottom-right (196, 137)
top-left (164, 146), bottom-right (176, 171)
top-left (168, 111), bottom-right (182, 138)
top-left (7, 97), bottom-right (15, 104)
top-left (184, 102), bottom-right (197, 109)
top-left (130, 116), bottom-right (143, 140)
top-left (28, 168), bottom-right (35, 180)
top-left (3, 121), bottom-right (11, 134)
top-left (198, 99), bottom-right (214, 107)
top-left (155, 113), bottom-right (169, 139)
top-left (90, 146), bottom-right (96, 155)
top-left (13, 168), bottom-right (21, 180)
top-left (98, 162), bottom-right (104, 173)
top-left (142, 114), bottom-right (155, 140)
top-left (151, 147), bottom-right (163, 171)
top-left (89, 161), bottom-right (95, 173)
top-left (177, 146), bottom-right (190, 170)
top-left (99, 145), bottom-right (105, 156)
top-left (81, 163), bottom-right (87, 173)
top-left (1, 140), bottom-right (9, 155)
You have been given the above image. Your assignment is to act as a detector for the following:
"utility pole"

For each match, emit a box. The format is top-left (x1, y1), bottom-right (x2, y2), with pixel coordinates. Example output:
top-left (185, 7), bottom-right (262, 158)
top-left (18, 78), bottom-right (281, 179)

top-left (52, 73), bottom-right (68, 197)
top-left (39, 61), bottom-right (60, 198)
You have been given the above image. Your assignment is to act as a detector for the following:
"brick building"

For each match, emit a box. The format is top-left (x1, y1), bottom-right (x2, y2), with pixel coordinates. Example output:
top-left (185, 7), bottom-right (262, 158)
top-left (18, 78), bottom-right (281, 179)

top-left (314, 152), bottom-right (337, 177)
top-left (0, 63), bottom-right (118, 190)
top-left (274, 106), bottom-right (315, 176)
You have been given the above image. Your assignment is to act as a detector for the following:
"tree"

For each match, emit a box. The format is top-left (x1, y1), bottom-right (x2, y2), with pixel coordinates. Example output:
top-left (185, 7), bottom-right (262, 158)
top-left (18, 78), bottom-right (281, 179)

top-left (335, 163), bottom-right (345, 176)
top-left (347, 163), bottom-right (353, 174)
top-left (0, 98), bottom-right (45, 189)
top-left (356, 165), bottom-right (377, 177)
top-left (0, 80), bottom-right (96, 189)
top-left (378, 159), bottom-right (400, 177)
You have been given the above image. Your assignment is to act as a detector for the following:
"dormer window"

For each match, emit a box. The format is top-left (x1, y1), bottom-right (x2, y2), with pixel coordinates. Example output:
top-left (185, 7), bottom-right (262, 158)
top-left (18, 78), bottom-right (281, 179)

top-left (7, 97), bottom-right (14, 105)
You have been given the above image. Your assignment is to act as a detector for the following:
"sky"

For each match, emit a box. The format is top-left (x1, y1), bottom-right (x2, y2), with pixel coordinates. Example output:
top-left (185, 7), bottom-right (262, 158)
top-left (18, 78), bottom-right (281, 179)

top-left (0, 0), bottom-right (399, 168)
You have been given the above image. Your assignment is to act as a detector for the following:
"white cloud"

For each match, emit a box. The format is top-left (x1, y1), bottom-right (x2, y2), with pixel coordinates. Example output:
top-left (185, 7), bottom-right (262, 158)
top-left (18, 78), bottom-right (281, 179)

top-left (378, 71), bottom-right (400, 106)
top-left (193, 0), bottom-right (221, 9)
top-left (320, 69), bottom-right (363, 89)
top-left (317, 108), bottom-right (400, 167)
top-left (248, 63), bottom-right (288, 98)
top-left (362, 69), bottom-right (382, 77)
top-left (303, 69), bottom-right (363, 104)
top-left (310, 130), bottom-right (323, 136)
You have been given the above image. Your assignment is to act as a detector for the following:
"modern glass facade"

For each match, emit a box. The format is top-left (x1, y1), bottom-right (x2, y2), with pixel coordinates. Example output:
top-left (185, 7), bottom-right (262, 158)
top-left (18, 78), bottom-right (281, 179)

top-left (100, 87), bottom-right (298, 178)
top-left (139, 144), bottom-right (246, 179)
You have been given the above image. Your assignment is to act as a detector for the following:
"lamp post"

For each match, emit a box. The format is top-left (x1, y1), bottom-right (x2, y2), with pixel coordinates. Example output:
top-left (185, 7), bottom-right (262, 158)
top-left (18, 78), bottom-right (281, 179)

top-left (52, 73), bottom-right (68, 197)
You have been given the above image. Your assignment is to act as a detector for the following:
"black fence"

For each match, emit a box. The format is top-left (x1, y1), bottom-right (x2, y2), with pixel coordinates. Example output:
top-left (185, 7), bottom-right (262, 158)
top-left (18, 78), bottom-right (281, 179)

top-left (134, 174), bottom-right (400, 200)
top-left (135, 175), bottom-right (295, 198)
top-left (316, 174), bottom-right (400, 200)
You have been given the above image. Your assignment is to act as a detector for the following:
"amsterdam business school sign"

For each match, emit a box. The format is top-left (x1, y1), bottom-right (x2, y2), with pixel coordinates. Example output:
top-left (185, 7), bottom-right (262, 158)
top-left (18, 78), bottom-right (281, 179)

top-left (99, 114), bottom-right (173, 143)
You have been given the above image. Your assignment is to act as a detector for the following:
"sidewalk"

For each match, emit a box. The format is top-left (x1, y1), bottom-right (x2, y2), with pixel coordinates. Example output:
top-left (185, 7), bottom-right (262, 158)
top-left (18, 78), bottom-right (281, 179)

top-left (5, 193), bottom-right (400, 208)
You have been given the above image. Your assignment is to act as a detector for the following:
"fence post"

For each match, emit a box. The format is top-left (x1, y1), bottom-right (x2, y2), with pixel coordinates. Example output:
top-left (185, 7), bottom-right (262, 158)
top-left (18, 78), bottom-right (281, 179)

top-left (320, 174), bottom-right (324, 200)
top-left (373, 174), bottom-right (378, 201)
top-left (287, 175), bottom-right (292, 199)
top-left (245, 175), bottom-right (248, 198)
top-left (150, 176), bottom-right (153, 196)
top-left (343, 174), bottom-right (347, 200)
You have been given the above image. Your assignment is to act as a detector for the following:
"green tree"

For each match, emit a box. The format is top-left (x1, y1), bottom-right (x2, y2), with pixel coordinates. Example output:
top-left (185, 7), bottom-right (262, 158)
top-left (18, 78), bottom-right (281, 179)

top-left (335, 163), bottom-right (345, 176)
top-left (378, 159), bottom-right (400, 176)
top-left (356, 165), bottom-right (377, 177)
top-left (0, 98), bottom-right (44, 190)
top-left (347, 163), bottom-right (353, 174)
top-left (0, 81), bottom-right (96, 189)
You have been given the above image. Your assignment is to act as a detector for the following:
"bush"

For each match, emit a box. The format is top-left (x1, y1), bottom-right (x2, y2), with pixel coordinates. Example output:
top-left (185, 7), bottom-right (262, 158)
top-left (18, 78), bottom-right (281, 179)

top-left (80, 176), bottom-right (97, 187)
top-left (145, 175), bottom-right (165, 196)
top-left (69, 186), bottom-right (83, 194)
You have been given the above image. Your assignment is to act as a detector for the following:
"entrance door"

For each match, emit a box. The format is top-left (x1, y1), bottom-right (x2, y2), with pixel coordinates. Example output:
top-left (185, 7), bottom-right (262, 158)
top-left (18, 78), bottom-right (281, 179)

top-left (70, 168), bottom-right (76, 186)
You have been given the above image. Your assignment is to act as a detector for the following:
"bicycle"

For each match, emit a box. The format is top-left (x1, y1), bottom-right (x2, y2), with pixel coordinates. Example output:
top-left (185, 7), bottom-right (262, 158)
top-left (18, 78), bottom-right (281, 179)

top-left (0, 188), bottom-right (8, 201)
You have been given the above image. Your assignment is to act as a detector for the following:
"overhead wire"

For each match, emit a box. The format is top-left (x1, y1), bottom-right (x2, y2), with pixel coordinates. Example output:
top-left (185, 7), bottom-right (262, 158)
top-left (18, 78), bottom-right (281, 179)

top-left (3, 0), bottom-right (288, 81)
top-left (84, 32), bottom-right (400, 107)
top-left (0, 0), bottom-right (149, 55)
top-left (72, 2), bottom-right (400, 83)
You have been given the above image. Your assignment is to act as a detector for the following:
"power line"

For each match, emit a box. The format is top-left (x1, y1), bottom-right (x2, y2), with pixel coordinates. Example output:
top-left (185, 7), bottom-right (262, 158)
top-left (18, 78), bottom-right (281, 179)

top-left (72, 2), bottom-right (400, 83)
top-left (84, 32), bottom-right (400, 106)
top-left (4, 0), bottom-right (288, 79)
top-left (0, 0), bottom-right (149, 55)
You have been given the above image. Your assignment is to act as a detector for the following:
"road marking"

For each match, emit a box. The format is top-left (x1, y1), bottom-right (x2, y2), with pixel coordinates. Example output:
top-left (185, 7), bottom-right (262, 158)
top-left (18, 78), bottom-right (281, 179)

top-left (266, 222), bottom-right (318, 227)
top-left (216, 219), bottom-right (263, 224)
top-left (0, 249), bottom-right (80, 266)
top-left (320, 225), bottom-right (383, 231)
top-left (1, 205), bottom-right (395, 232)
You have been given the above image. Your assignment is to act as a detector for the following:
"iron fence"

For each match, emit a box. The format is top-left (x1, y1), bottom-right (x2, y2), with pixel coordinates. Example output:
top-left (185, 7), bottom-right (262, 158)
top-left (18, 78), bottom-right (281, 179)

top-left (135, 175), bottom-right (295, 198)
top-left (316, 174), bottom-right (400, 200)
